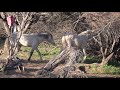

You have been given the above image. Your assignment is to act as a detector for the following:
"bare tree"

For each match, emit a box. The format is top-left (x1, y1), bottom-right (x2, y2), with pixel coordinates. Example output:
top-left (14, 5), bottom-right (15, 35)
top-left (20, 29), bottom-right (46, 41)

top-left (0, 12), bottom-right (49, 60)
top-left (93, 20), bottom-right (120, 65)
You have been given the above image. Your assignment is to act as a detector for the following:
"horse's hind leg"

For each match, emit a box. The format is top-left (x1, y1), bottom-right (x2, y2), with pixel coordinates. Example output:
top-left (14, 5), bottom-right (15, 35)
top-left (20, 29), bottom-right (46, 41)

top-left (28, 49), bottom-right (34, 62)
top-left (62, 36), bottom-right (67, 50)
top-left (36, 48), bottom-right (43, 61)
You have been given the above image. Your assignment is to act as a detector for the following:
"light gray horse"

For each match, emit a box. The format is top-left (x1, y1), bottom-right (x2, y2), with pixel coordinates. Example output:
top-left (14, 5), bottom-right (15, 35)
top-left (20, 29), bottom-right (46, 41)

top-left (62, 30), bottom-right (96, 62)
top-left (5, 32), bottom-right (56, 62)
top-left (19, 32), bottom-right (56, 61)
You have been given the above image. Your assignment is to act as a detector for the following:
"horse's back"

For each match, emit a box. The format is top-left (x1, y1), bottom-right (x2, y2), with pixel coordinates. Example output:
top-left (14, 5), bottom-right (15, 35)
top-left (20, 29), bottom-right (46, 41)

top-left (73, 34), bottom-right (89, 49)
top-left (19, 34), bottom-right (38, 47)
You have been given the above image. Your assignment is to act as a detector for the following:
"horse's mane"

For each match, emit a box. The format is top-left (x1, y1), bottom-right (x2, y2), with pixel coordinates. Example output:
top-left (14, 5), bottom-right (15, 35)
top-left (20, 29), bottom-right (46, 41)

top-left (37, 31), bottom-right (53, 39)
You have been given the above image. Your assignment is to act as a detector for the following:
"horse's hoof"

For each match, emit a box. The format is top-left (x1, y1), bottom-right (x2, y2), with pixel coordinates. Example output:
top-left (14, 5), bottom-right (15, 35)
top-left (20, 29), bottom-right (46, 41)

top-left (40, 59), bottom-right (43, 62)
top-left (28, 59), bottom-right (31, 62)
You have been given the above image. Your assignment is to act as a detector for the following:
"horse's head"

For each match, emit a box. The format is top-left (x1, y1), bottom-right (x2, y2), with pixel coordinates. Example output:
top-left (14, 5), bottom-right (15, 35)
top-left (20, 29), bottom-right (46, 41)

top-left (39, 32), bottom-right (56, 46)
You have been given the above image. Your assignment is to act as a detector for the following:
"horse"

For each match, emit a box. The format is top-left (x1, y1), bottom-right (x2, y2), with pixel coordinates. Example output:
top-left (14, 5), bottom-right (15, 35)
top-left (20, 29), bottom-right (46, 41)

top-left (4, 32), bottom-right (56, 62)
top-left (62, 30), bottom-right (97, 63)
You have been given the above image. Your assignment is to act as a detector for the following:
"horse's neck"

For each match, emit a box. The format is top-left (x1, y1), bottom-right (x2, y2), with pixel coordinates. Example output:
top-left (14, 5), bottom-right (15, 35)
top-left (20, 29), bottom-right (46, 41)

top-left (87, 33), bottom-right (93, 39)
top-left (38, 36), bottom-right (46, 43)
top-left (12, 31), bottom-right (20, 37)
top-left (86, 30), bottom-right (99, 39)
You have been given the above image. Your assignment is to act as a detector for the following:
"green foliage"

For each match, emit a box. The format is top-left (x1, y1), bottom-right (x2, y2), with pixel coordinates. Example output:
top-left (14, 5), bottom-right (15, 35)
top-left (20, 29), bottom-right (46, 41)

top-left (85, 56), bottom-right (101, 64)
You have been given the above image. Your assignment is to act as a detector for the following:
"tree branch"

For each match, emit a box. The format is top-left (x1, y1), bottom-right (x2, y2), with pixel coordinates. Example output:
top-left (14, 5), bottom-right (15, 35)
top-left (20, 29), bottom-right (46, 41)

top-left (0, 12), bottom-right (10, 36)
top-left (22, 21), bottom-right (31, 33)
top-left (20, 12), bottom-right (29, 30)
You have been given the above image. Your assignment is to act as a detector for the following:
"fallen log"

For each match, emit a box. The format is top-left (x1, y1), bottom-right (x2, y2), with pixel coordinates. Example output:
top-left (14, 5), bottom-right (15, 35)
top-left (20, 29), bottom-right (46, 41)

top-left (36, 47), bottom-right (88, 78)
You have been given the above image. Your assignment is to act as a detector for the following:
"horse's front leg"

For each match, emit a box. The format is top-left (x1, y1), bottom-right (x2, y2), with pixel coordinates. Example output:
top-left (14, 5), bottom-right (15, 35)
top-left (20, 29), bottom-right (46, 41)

top-left (67, 39), bottom-right (72, 48)
top-left (36, 48), bottom-right (43, 61)
top-left (17, 44), bottom-right (21, 52)
top-left (28, 49), bottom-right (34, 62)
top-left (82, 48), bottom-right (87, 63)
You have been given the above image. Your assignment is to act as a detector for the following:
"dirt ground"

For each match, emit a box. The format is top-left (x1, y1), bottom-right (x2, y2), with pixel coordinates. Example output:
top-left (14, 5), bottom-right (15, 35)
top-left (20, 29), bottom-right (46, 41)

top-left (0, 59), bottom-right (120, 78)
top-left (0, 59), bottom-right (48, 78)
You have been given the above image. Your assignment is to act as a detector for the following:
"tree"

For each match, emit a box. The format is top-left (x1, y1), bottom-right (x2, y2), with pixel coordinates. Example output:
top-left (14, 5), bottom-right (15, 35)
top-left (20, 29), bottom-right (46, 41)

top-left (93, 20), bottom-right (120, 65)
top-left (0, 12), bottom-right (49, 60)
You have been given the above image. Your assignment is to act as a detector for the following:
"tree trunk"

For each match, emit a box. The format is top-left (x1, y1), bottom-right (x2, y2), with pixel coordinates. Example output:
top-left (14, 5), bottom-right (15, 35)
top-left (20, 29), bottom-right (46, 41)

top-left (101, 52), bottom-right (114, 65)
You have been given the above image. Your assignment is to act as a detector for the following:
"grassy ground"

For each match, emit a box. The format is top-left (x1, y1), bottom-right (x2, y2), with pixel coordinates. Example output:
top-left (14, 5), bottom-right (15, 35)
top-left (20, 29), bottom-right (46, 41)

top-left (17, 43), bottom-right (61, 61)
top-left (88, 64), bottom-right (120, 75)
top-left (85, 56), bottom-right (120, 75)
top-left (17, 44), bottom-right (120, 75)
top-left (1, 42), bottom-right (120, 75)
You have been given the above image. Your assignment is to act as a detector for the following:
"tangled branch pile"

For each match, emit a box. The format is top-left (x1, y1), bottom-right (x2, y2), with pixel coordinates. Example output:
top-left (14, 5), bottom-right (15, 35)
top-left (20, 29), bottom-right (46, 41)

top-left (93, 20), bottom-right (120, 65)
top-left (36, 47), bottom-right (87, 78)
